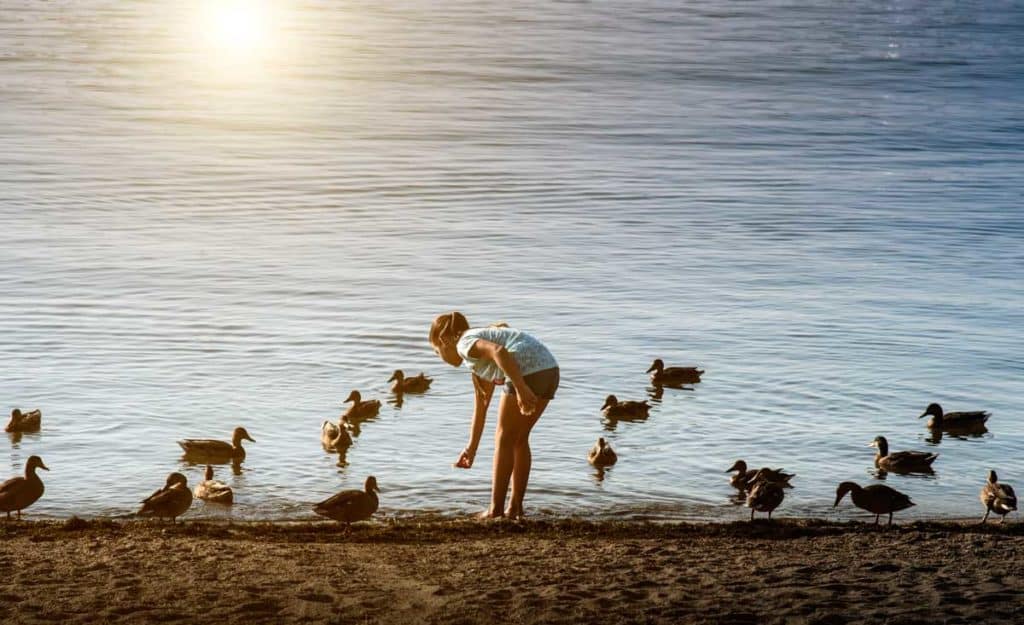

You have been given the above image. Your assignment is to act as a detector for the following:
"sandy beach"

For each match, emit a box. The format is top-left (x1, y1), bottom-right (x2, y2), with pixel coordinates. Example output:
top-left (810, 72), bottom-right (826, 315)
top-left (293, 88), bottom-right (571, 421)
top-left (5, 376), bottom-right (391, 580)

top-left (1, 518), bottom-right (1021, 624)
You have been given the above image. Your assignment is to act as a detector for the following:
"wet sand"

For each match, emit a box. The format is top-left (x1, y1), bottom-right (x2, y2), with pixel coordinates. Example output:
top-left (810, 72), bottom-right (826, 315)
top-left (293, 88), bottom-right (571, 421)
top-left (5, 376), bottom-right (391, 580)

top-left (1, 518), bottom-right (1022, 624)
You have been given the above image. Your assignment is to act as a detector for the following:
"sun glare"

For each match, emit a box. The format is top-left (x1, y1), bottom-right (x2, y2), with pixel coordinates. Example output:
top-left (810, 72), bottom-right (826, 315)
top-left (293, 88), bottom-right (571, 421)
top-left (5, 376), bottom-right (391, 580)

top-left (197, 1), bottom-right (275, 63)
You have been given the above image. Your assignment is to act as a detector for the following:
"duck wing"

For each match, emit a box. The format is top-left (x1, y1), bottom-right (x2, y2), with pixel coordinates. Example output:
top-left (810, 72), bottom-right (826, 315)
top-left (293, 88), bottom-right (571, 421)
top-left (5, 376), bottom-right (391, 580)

top-left (888, 450), bottom-right (938, 465)
top-left (178, 439), bottom-right (233, 454)
top-left (0, 476), bottom-right (26, 501)
top-left (945, 411), bottom-right (990, 424)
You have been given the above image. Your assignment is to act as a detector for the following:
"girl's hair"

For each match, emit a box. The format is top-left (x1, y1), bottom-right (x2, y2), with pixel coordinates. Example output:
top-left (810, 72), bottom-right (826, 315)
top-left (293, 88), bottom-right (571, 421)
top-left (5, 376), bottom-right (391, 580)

top-left (429, 311), bottom-right (470, 347)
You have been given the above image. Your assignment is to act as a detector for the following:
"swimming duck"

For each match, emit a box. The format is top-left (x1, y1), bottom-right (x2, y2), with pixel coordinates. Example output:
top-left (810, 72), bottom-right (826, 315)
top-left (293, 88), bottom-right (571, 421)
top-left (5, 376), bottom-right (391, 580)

top-left (870, 436), bottom-right (938, 473)
top-left (646, 359), bottom-right (703, 386)
top-left (178, 426), bottom-right (255, 463)
top-left (321, 415), bottom-right (353, 452)
top-left (313, 475), bottom-right (380, 526)
top-left (193, 465), bottom-right (233, 505)
top-left (601, 395), bottom-right (650, 419)
top-left (834, 481), bottom-right (914, 525)
top-left (0, 456), bottom-right (48, 520)
top-left (138, 472), bottom-right (193, 523)
top-left (745, 470), bottom-right (785, 521)
top-left (5, 408), bottom-right (41, 433)
top-left (726, 460), bottom-right (795, 491)
top-left (588, 437), bottom-right (618, 467)
top-left (388, 370), bottom-right (433, 394)
top-left (980, 470), bottom-right (1017, 524)
top-left (919, 403), bottom-right (990, 430)
top-left (342, 391), bottom-right (381, 422)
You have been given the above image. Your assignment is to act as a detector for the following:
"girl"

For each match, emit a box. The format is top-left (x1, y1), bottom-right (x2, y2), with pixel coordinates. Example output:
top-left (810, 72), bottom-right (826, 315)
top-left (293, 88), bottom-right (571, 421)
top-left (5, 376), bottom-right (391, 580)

top-left (429, 311), bottom-right (559, 519)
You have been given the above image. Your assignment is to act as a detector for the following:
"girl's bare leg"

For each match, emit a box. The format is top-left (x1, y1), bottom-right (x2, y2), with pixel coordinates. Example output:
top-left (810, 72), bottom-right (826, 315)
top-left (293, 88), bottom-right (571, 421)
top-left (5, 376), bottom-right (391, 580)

top-left (507, 398), bottom-right (547, 519)
top-left (485, 392), bottom-right (546, 519)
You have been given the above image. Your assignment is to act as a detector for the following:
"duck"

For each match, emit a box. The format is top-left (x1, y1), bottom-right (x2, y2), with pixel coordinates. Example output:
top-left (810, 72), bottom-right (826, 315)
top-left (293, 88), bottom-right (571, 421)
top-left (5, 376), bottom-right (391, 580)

top-left (870, 436), bottom-right (938, 473)
top-left (178, 426), bottom-right (255, 463)
top-left (313, 475), bottom-right (380, 526)
top-left (5, 408), bottom-right (42, 433)
top-left (601, 395), bottom-right (650, 420)
top-left (193, 465), bottom-right (233, 505)
top-left (980, 470), bottom-right (1017, 524)
top-left (342, 390), bottom-right (381, 422)
top-left (587, 437), bottom-right (618, 467)
top-left (388, 370), bottom-right (433, 394)
top-left (321, 415), bottom-right (353, 452)
top-left (138, 472), bottom-right (193, 523)
top-left (726, 460), bottom-right (795, 491)
top-left (919, 403), bottom-right (990, 430)
top-left (834, 481), bottom-right (914, 525)
top-left (0, 456), bottom-right (48, 520)
top-left (646, 359), bottom-right (703, 386)
top-left (745, 470), bottom-right (785, 521)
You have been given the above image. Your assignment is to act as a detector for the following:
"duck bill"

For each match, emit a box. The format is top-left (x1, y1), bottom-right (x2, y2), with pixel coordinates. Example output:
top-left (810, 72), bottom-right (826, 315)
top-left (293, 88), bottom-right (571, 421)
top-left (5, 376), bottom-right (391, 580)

top-left (245, 435), bottom-right (255, 442)
top-left (645, 364), bottom-right (657, 373)
top-left (726, 462), bottom-right (741, 473)
top-left (344, 392), bottom-right (358, 403)
top-left (917, 412), bottom-right (928, 419)
top-left (39, 463), bottom-right (50, 471)
top-left (388, 373), bottom-right (398, 383)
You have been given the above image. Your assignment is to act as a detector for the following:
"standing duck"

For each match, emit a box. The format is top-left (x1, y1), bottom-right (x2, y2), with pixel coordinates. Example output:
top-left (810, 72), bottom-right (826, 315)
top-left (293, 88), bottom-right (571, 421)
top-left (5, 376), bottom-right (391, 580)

top-left (342, 391), bottom-right (381, 422)
top-left (834, 481), bottom-right (914, 525)
top-left (0, 456), bottom-right (48, 520)
top-left (919, 403), bottom-right (990, 430)
top-left (870, 436), bottom-right (938, 474)
top-left (727, 460), bottom-right (795, 491)
top-left (601, 395), bottom-right (650, 420)
top-left (388, 370), bottom-right (433, 394)
top-left (5, 408), bottom-right (42, 433)
top-left (588, 437), bottom-right (618, 467)
top-left (321, 415), bottom-right (353, 452)
top-left (313, 475), bottom-right (380, 526)
top-left (646, 359), bottom-right (703, 386)
top-left (745, 470), bottom-right (785, 521)
top-left (980, 470), bottom-right (1017, 524)
top-left (193, 465), bottom-right (234, 505)
top-left (178, 426), bottom-right (255, 463)
top-left (138, 472), bottom-right (193, 523)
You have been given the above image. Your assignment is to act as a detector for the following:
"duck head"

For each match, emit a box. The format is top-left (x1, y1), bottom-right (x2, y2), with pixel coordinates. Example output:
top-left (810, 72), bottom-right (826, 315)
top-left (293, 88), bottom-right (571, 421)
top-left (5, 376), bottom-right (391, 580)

top-left (388, 370), bottom-right (405, 383)
top-left (364, 475), bottom-right (380, 493)
top-left (601, 395), bottom-right (619, 410)
top-left (11, 408), bottom-right (22, 419)
top-left (869, 436), bottom-right (889, 457)
top-left (834, 481), bottom-right (860, 507)
top-left (919, 403), bottom-right (943, 420)
top-left (344, 390), bottom-right (362, 404)
top-left (989, 469), bottom-right (998, 484)
top-left (205, 465), bottom-right (214, 481)
top-left (26, 455), bottom-right (49, 473)
top-left (166, 472), bottom-right (188, 488)
top-left (727, 459), bottom-right (747, 474)
top-left (232, 426), bottom-right (255, 445)
top-left (645, 359), bottom-right (665, 374)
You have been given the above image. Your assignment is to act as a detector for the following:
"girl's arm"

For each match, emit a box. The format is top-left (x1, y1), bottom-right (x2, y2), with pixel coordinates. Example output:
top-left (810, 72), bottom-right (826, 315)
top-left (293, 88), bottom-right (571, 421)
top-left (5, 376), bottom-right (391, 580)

top-left (467, 339), bottom-right (538, 416)
top-left (455, 373), bottom-right (494, 468)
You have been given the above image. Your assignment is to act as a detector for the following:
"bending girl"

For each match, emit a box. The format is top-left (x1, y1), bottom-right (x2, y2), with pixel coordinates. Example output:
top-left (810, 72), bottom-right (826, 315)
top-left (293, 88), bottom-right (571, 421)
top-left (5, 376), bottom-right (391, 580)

top-left (429, 311), bottom-right (559, 519)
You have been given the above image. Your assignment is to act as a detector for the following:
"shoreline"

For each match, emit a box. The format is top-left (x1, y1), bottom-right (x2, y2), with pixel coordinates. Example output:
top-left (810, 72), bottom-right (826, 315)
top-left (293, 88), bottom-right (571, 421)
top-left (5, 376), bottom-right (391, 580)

top-left (2, 518), bottom-right (1023, 624)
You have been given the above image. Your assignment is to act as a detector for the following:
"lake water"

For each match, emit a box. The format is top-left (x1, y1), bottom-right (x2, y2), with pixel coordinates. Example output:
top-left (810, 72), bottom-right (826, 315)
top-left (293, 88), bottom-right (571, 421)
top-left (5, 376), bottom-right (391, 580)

top-left (2, 0), bottom-right (1022, 522)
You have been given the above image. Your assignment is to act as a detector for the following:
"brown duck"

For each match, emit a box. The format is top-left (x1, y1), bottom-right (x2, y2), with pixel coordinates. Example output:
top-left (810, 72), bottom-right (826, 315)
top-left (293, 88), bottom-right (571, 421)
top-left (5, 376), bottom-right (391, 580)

top-left (138, 472), bottom-right (193, 523)
top-left (727, 460), bottom-right (795, 491)
top-left (342, 391), bottom-right (381, 422)
top-left (313, 476), bottom-right (380, 526)
top-left (980, 470), bottom-right (1017, 524)
top-left (588, 437), bottom-right (618, 467)
top-left (601, 395), bottom-right (650, 419)
top-left (178, 426), bottom-right (255, 463)
top-left (919, 403), bottom-right (990, 430)
top-left (388, 370), bottom-right (433, 394)
top-left (0, 456), bottom-right (48, 519)
top-left (646, 359), bottom-right (703, 385)
top-left (5, 408), bottom-right (41, 433)
top-left (870, 436), bottom-right (937, 473)
top-left (193, 465), bottom-right (234, 505)
top-left (834, 481), bottom-right (914, 525)
top-left (321, 415), bottom-right (353, 452)
top-left (745, 470), bottom-right (785, 521)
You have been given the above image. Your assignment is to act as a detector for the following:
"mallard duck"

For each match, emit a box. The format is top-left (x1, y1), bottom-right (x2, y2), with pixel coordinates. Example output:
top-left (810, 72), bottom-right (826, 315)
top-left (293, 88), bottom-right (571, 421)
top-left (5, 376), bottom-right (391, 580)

top-left (980, 470), bottom-right (1017, 524)
top-left (834, 481), bottom-right (914, 525)
top-left (321, 416), bottom-right (353, 451)
top-left (193, 465), bottom-right (233, 505)
top-left (870, 436), bottom-right (938, 473)
top-left (588, 437), bottom-right (618, 467)
top-left (919, 403), bottom-right (990, 429)
top-left (745, 470), bottom-right (785, 520)
top-left (601, 395), bottom-right (650, 419)
top-left (388, 370), bottom-right (433, 394)
top-left (0, 456), bottom-right (48, 519)
top-left (313, 475), bottom-right (380, 526)
top-left (138, 472), bottom-right (193, 523)
top-left (726, 460), bottom-right (795, 491)
top-left (178, 426), bottom-right (255, 463)
top-left (646, 359), bottom-right (703, 386)
top-left (5, 408), bottom-right (41, 433)
top-left (342, 391), bottom-right (381, 422)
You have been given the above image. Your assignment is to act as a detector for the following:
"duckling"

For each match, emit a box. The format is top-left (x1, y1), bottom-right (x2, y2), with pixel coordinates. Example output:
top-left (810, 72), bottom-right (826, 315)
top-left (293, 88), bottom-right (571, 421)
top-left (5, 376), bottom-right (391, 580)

top-left (321, 415), bottom-right (353, 452)
top-left (870, 436), bottom-right (938, 473)
top-left (834, 481), bottom-right (914, 525)
top-left (388, 370), bottom-right (433, 394)
top-left (313, 475), bottom-right (380, 526)
top-left (726, 460), bottom-right (795, 491)
top-left (193, 465), bottom-right (233, 505)
top-left (601, 395), bottom-right (650, 419)
top-left (178, 426), bottom-right (255, 463)
top-left (342, 390), bottom-right (381, 422)
top-left (646, 359), bottom-right (703, 386)
top-left (745, 470), bottom-right (785, 521)
top-left (980, 470), bottom-right (1017, 524)
top-left (588, 437), bottom-right (618, 467)
top-left (919, 403), bottom-right (990, 430)
top-left (5, 408), bottom-right (41, 433)
top-left (0, 456), bottom-right (48, 520)
top-left (138, 472), bottom-right (193, 523)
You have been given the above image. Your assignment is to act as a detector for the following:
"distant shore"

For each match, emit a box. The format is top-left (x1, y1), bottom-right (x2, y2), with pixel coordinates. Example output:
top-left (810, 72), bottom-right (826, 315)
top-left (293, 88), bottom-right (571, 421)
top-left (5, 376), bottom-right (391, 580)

top-left (1, 518), bottom-right (1022, 624)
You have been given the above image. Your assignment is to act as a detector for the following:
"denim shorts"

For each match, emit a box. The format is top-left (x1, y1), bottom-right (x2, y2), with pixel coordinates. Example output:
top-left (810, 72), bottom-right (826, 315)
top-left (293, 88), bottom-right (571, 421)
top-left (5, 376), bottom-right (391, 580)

top-left (505, 367), bottom-right (560, 400)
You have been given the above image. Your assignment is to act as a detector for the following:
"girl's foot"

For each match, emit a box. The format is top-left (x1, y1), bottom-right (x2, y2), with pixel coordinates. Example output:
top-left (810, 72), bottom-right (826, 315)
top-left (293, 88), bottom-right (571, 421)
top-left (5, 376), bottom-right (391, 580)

top-left (477, 509), bottom-right (504, 520)
top-left (505, 505), bottom-right (524, 520)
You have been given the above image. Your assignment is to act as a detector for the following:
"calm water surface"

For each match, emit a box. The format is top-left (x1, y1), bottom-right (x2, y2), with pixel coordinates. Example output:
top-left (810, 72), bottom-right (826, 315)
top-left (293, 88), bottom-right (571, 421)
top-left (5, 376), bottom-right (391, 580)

top-left (2, 0), bottom-right (1022, 521)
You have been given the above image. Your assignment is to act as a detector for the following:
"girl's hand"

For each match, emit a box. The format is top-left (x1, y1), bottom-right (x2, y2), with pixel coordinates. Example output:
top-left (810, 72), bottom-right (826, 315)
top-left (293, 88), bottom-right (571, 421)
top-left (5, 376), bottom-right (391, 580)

top-left (454, 448), bottom-right (475, 469)
top-left (516, 385), bottom-right (538, 416)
